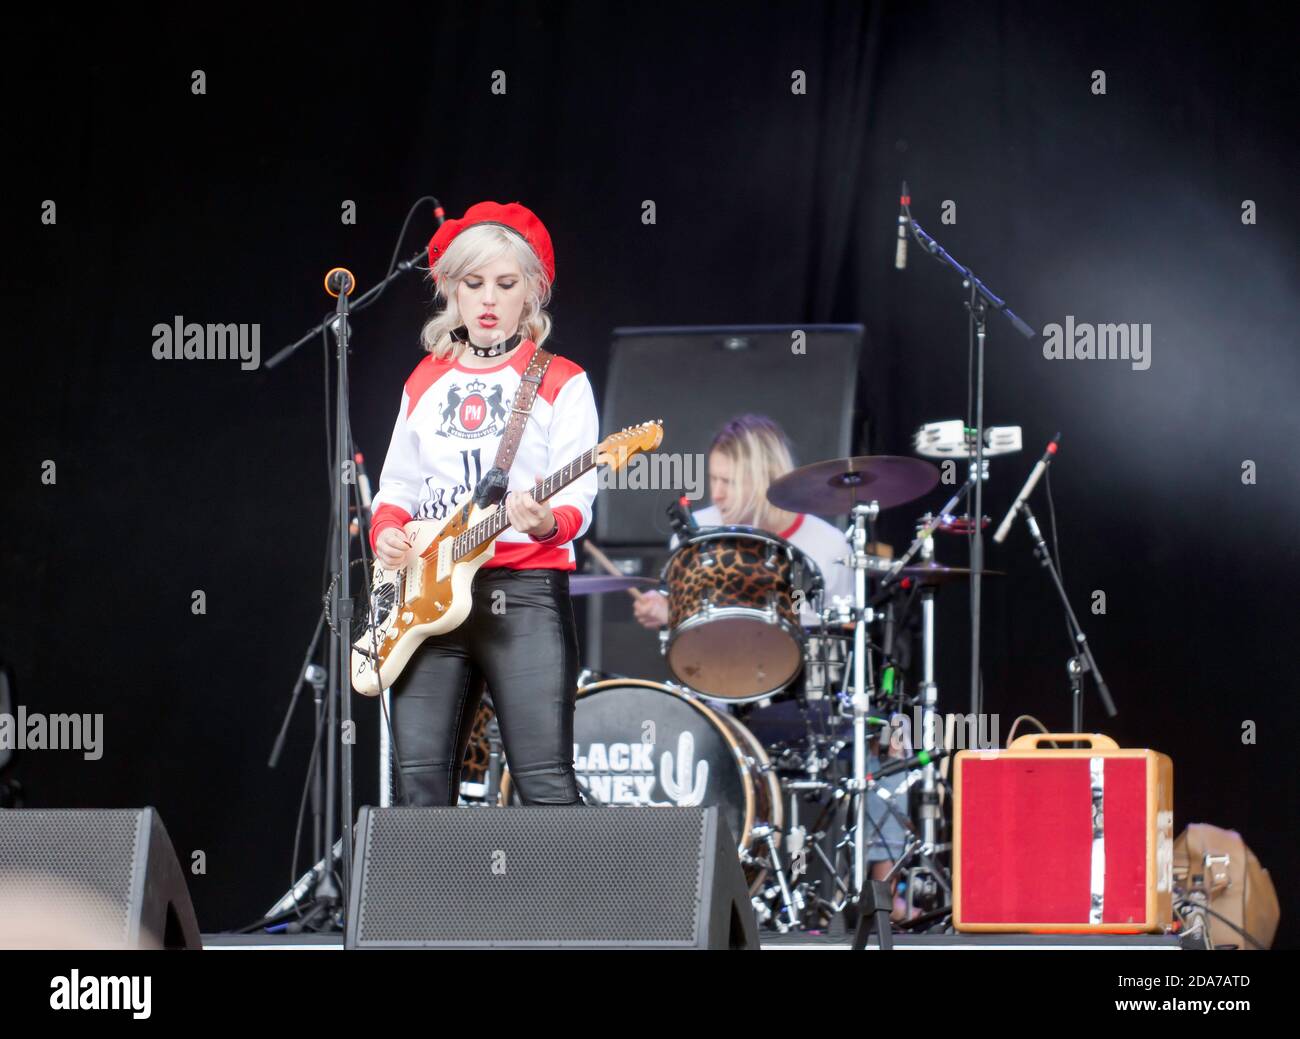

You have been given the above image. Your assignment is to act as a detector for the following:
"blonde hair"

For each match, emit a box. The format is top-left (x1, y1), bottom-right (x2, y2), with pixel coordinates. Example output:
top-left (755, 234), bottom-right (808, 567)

top-left (420, 223), bottom-right (553, 361)
top-left (709, 414), bottom-right (799, 532)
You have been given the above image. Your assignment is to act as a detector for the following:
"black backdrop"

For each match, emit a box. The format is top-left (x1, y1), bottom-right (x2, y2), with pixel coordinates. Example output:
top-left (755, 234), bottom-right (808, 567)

top-left (4, 1), bottom-right (1297, 945)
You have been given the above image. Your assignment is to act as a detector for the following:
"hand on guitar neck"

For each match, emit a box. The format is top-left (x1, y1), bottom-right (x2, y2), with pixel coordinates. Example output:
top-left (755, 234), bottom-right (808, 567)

top-left (503, 475), bottom-right (556, 538)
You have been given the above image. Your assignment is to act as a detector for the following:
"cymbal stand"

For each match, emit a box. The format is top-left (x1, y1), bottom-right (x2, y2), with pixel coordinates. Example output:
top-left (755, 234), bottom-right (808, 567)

top-left (876, 491), bottom-right (979, 912)
top-left (844, 500), bottom-right (880, 901)
top-left (914, 534), bottom-right (943, 851)
top-left (882, 470), bottom-right (976, 580)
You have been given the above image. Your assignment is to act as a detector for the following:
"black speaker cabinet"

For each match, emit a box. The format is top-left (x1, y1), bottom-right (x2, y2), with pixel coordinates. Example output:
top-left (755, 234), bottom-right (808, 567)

top-left (346, 805), bottom-right (759, 948)
top-left (598, 324), bottom-right (864, 544)
top-left (0, 808), bottom-right (201, 949)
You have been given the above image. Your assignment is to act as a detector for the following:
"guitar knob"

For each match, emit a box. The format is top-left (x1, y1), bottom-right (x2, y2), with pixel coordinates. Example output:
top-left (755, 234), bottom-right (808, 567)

top-left (401, 611), bottom-right (413, 625)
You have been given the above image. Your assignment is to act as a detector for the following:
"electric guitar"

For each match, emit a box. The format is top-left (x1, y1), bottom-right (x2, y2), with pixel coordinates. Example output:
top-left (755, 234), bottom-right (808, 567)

top-left (351, 421), bottom-right (663, 695)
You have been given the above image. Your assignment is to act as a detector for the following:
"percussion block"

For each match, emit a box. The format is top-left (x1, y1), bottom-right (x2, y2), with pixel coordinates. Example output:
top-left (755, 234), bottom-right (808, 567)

top-left (953, 733), bottom-right (1173, 934)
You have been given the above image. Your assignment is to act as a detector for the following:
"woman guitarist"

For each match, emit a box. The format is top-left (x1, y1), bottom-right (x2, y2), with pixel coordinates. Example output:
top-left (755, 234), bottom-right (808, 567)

top-left (368, 201), bottom-right (598, 807)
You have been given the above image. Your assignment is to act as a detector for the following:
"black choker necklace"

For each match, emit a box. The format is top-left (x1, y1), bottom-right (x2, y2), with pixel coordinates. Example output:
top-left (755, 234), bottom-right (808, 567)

top-left (452, 326), bottom-right (523, 358)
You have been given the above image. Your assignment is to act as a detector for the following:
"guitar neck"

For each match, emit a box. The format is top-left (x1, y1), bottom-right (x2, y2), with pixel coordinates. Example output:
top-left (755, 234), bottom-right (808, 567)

top-left (452, 447), bottom-right (598, 560)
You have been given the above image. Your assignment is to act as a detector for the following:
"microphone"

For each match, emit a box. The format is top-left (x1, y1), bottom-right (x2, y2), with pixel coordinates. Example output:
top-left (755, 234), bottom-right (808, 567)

top-left (354, 452), bottom-right (373, 512)
top-left (666, 496), bottom-right (698, 537)
top-left (992, 433), bottom-right (1061, 544)
top-left (325, 267), bottom-right (356, 297)
top-left (894, 181), bottom-right (910, 270)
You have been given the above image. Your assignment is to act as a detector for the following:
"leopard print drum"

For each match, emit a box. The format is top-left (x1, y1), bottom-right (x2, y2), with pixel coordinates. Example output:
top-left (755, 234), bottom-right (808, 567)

top-left (662, 526), bottom-right (821, 701)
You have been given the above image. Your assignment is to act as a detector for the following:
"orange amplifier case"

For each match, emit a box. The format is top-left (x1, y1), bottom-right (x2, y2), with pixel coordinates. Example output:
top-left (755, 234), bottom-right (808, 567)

top-left (953, 733), bottom-right (1173, 933)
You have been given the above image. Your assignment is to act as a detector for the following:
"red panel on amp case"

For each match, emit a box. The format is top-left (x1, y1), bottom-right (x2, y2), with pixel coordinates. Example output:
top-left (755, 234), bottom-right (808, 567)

top-left (953, 733), bottom-right (1173, 933)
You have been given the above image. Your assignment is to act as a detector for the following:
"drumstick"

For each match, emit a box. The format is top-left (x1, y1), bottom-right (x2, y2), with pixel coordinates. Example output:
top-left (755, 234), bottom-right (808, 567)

top-left (583, 541), bottom-right (646, 601)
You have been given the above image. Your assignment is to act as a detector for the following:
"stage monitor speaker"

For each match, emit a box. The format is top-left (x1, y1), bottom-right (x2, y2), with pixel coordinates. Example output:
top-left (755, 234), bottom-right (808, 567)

top-left (597, 324), bottom-right (864, 544)
top-left (0, 807), bottom-right (201, 949)
top-left (345, 805), bottom-right (759, 948)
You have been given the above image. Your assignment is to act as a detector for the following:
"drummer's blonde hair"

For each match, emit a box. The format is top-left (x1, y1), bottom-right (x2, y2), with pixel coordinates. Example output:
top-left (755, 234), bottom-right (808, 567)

top-left (709, 414), bottom-right (799, 533)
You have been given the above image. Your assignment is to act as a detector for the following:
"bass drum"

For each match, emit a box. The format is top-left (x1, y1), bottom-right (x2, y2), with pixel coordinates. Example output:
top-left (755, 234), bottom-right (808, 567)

top-left (499, 679), bottom-right (782, 893)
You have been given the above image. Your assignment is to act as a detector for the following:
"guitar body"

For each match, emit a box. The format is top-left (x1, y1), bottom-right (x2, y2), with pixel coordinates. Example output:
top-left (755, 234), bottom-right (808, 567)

top-left (351, 506), bottom-right (497, 696)
top-left (349, 420), bottom-right (664, 696)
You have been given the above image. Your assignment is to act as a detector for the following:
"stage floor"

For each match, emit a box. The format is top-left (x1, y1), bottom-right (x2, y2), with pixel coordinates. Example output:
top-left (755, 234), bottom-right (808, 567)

top-left (200, 932), bottom-right (1189, 951)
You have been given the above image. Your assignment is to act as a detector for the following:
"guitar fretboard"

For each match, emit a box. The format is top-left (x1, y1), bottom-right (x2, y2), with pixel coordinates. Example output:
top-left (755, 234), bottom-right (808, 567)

top-left (452, 447), bottom-right (598, 560)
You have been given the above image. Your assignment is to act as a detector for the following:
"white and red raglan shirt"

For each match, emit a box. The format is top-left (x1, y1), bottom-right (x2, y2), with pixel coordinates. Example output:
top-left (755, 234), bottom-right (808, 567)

top-left (367, 339), bottom-right (599, 571)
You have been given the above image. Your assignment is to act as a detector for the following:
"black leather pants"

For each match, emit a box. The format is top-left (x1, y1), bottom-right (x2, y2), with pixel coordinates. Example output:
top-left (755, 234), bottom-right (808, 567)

top-left (388, 567), bottom-right (582, 807)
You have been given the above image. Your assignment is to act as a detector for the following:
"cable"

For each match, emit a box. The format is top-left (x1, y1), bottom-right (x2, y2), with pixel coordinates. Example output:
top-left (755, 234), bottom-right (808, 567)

top-left (1174, 894), bottom-right (1267, 950)
top-left (351, 196), bottom-right (441, 315)
top-left (286, 684), bottom-right (328, 922)
top-left (1003, 713), bottom-right (1057, 748)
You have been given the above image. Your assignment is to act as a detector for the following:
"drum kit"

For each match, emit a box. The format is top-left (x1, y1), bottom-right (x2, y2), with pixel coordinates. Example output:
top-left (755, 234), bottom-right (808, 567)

top-left (458, 440), bottom-right (1012, 934)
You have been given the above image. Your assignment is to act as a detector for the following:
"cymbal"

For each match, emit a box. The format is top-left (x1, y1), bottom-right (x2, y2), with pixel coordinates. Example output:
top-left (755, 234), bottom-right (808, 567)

top-left (893, 562), bottom-right (1004, 586)
top-left (767, 455), bottom-right (940, 514)
top-left (570, 575), bottom-right (659, 596)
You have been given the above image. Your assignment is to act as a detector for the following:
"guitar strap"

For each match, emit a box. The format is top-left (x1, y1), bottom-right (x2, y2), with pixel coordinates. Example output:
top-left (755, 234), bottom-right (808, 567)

top-left (472, 342), bottom-right (554, 508)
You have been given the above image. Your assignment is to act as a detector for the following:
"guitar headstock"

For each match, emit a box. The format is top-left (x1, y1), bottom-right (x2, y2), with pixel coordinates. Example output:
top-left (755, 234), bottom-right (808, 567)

top-left (596, 420), bottom-right (664, 473)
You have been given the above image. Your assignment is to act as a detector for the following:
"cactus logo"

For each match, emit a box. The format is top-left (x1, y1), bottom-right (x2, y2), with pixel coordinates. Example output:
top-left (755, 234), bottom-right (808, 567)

top-left (572, 732), bottom-right (709, 806)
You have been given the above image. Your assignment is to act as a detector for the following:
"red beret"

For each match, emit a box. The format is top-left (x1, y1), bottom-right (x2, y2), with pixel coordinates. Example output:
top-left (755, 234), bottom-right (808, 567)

top-left (427, 200), bottom-right (556, 287)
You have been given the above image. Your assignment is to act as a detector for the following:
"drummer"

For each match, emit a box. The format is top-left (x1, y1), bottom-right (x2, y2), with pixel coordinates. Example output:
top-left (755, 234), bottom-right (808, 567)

top-left (633, 413), bottom-right (913, 920)
top-left (632, 413), bottom-right (853, 629)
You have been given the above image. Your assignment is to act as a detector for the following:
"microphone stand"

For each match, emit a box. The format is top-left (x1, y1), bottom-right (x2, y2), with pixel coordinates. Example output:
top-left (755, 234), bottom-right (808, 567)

top-left (903, 205), bottom-right (1036, 719)
top-left (1009, 501), bottom-right (1117, 728)
top-left (257, 200), bottom-right (446, 930)
top-left (259, 272), bottom-right (364, 934)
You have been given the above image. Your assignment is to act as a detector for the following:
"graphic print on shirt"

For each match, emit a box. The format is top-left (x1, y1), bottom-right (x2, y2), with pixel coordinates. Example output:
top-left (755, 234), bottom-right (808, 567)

top-left (435, 379), bottom-right (508, 441)
top-left (417, 447), bottom-right (485, 522)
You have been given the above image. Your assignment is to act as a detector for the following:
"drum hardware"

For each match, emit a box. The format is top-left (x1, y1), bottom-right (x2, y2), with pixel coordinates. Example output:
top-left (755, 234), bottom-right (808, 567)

top-left (850, 880), bottom-right (899, 951)
top-left (846, 499), bottom-right (881, 902)
top-left (765, 454), bottom-right (942, 913)
top-left (932, 514), bottom-right (990, 535)
top-left (880, 475), bottom-right (976, 580)
top-left (750, 821), bottom-right (802, 932)
top-left (865, 768), bottom-right (952, 921)
top-left (916, 534), bottom-right (942, 853)
top-left (876, 493), bottom-right (980, 902)
top-left (895, 562), bottom-right (1005, 584)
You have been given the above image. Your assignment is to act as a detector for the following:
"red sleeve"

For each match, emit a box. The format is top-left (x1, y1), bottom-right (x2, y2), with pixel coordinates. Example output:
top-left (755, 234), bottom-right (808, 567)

top-left (369, 503), bottom-right (413, 553)
top-left (528, 504), bottom-right (582, 544)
